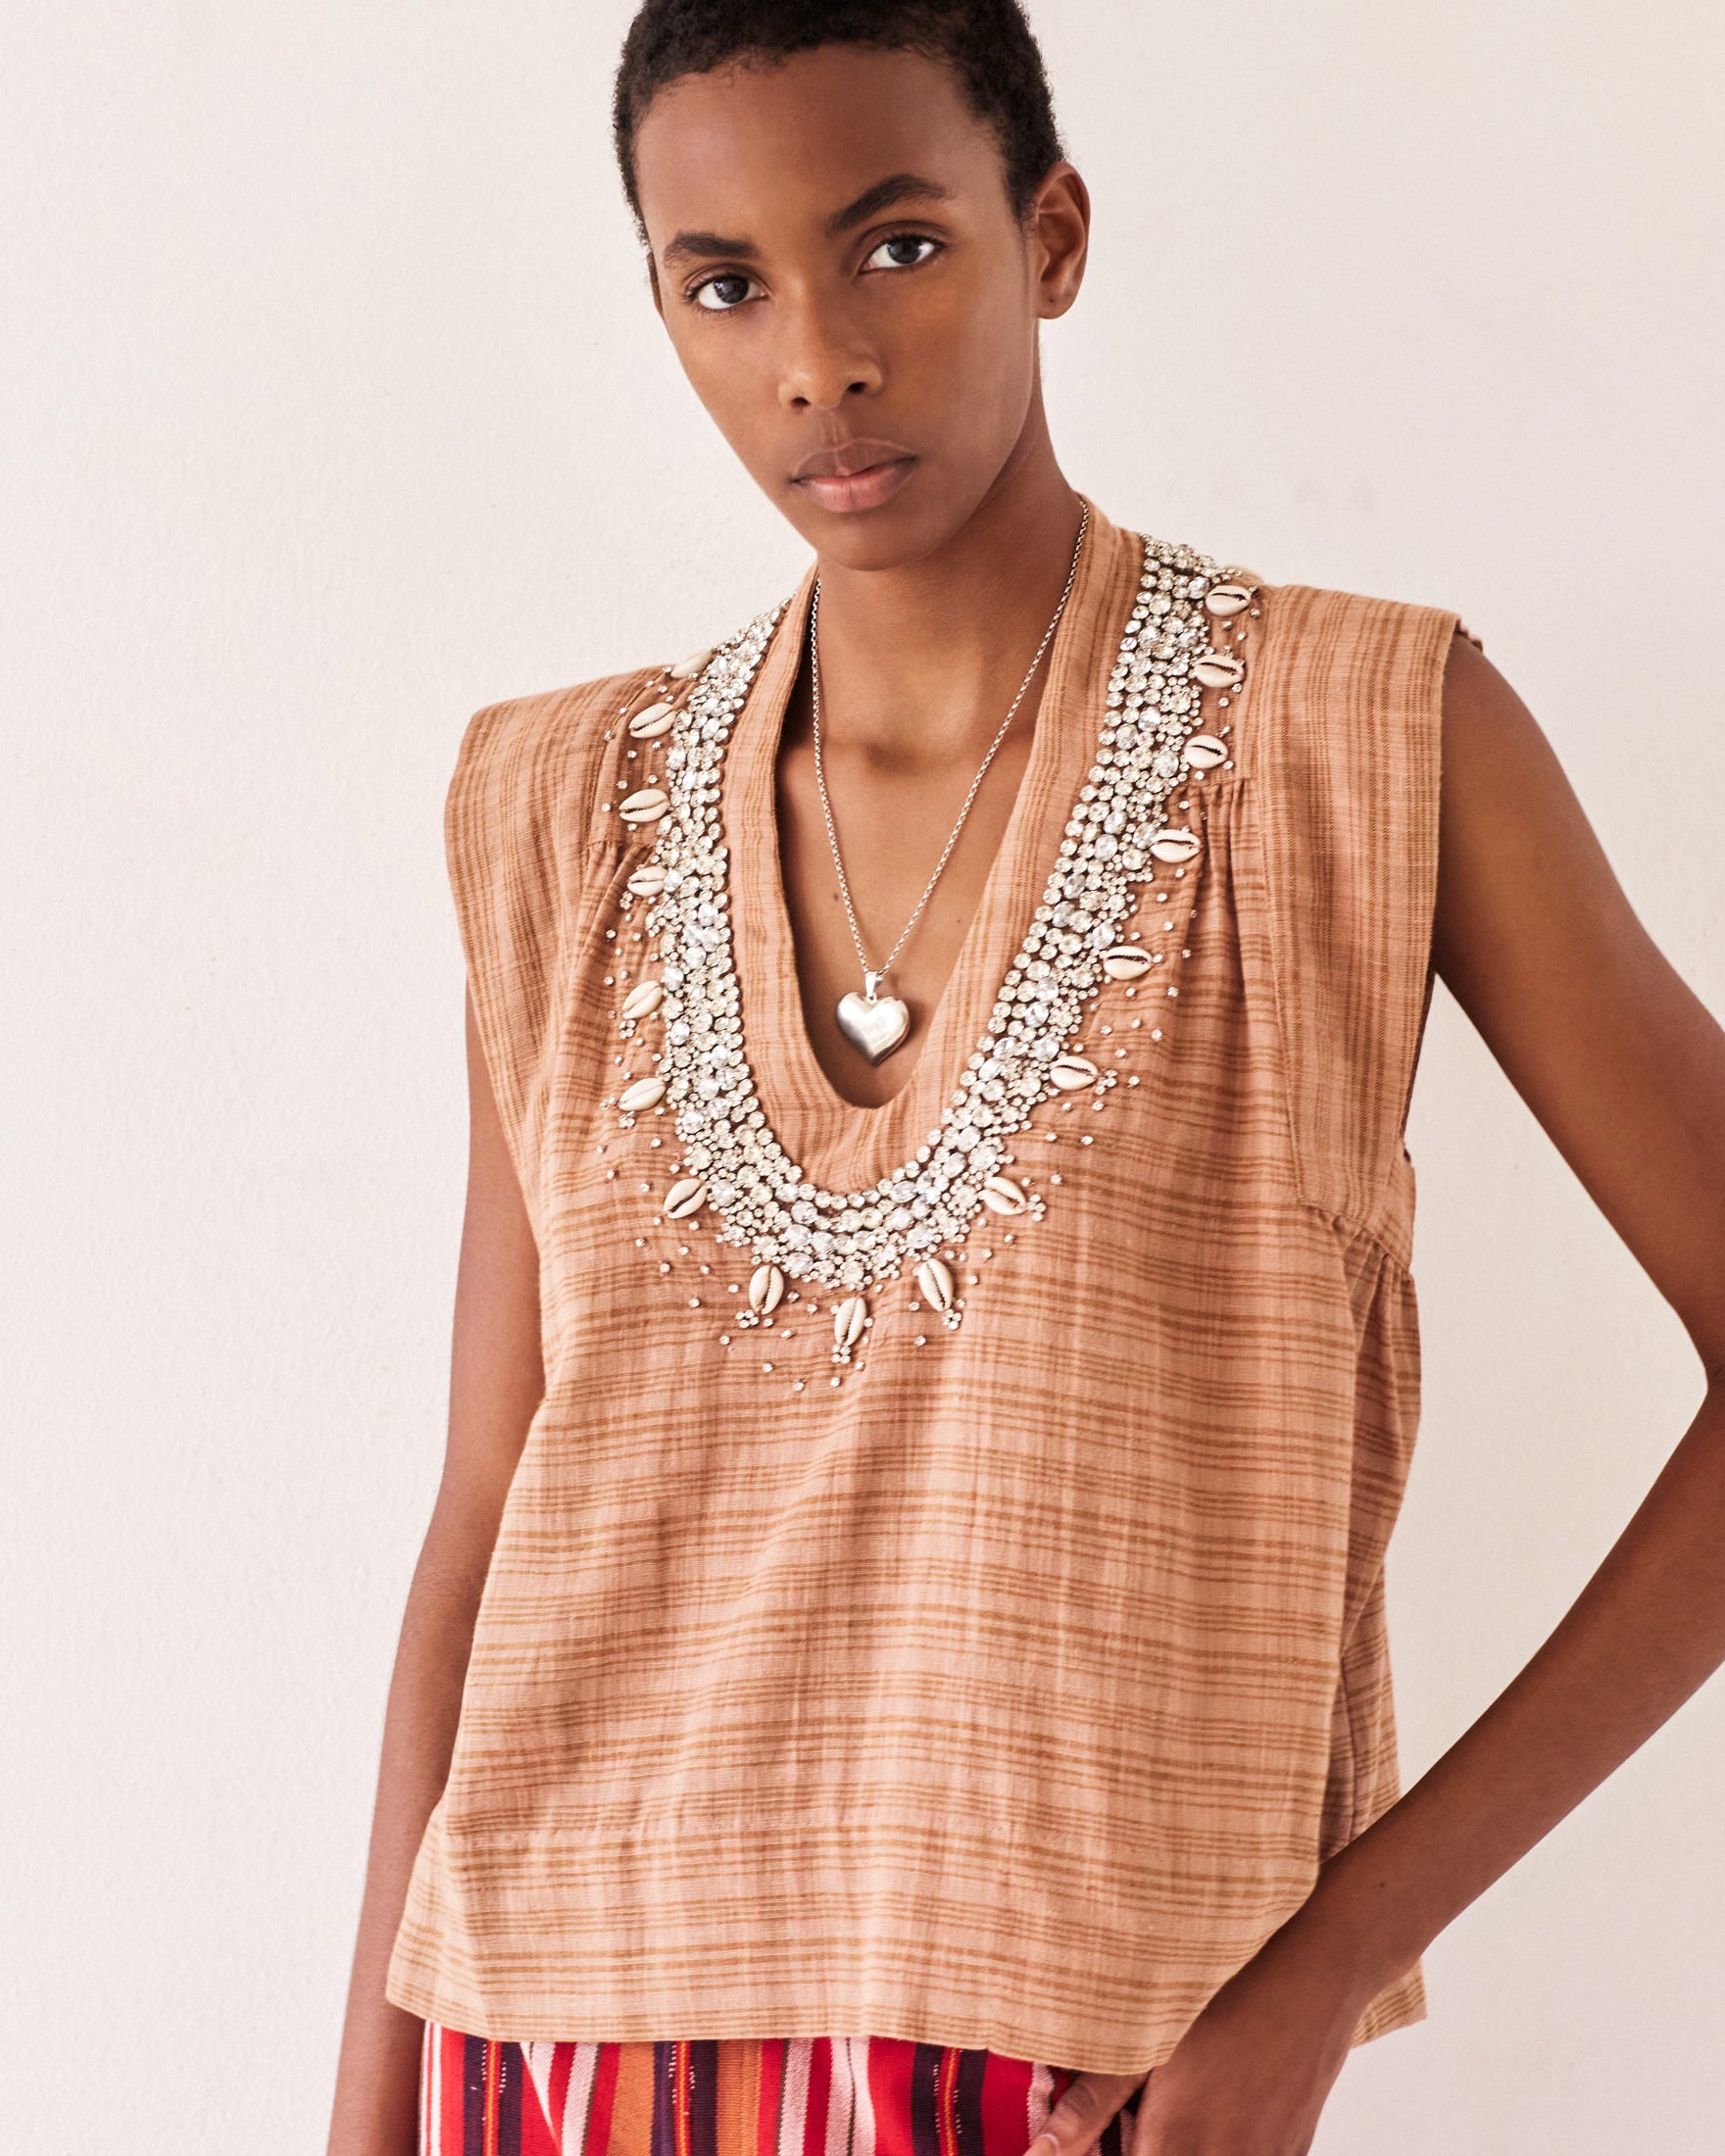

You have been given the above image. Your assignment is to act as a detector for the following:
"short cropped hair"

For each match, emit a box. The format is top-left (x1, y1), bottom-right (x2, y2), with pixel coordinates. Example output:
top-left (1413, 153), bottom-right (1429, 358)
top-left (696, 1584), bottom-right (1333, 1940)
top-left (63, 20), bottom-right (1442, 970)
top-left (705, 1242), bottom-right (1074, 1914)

top-left (613, 0), bottom-right (1067, 243)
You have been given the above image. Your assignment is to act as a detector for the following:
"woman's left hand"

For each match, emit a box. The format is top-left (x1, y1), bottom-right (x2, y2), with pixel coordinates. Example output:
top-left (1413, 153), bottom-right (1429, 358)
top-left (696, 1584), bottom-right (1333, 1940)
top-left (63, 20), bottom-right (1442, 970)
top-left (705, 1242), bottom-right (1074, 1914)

top-left (1025, 1920), bottom-right (1381, 2156)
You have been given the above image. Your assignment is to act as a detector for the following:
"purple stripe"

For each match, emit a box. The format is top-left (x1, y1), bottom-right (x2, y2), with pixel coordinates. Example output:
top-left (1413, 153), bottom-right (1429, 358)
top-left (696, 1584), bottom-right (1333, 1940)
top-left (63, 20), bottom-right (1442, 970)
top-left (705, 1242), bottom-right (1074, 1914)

top-left (908, 2045), bottom-right (943, 2156)
top-left (955, 2048), bottom-right (989, 2156)
top-left (463, 2036), bottom-right (488, 2155)
top-left (651, 2043), bottom-right (675, 2156)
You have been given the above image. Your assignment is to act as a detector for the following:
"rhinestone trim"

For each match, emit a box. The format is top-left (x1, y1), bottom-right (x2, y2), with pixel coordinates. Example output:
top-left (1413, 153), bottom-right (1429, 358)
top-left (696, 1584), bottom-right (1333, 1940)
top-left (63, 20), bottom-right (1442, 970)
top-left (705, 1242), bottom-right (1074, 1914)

top-left (611, 531), bottom-right (1250, 1348)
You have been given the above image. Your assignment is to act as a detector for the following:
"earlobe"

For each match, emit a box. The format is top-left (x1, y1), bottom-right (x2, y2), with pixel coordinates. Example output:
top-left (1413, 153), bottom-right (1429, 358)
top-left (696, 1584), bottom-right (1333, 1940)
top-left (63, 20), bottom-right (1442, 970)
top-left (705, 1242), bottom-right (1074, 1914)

top-left (1037, 231), bottom-right (1088, 320)
top-left (1031, 162), bottom-right (1090, 319)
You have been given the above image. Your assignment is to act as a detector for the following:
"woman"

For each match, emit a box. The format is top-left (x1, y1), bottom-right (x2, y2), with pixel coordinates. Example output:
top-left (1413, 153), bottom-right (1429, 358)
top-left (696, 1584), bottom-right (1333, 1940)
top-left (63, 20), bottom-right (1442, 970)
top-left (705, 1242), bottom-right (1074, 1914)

top-left (327, 6), bottom-right (1725, 2153)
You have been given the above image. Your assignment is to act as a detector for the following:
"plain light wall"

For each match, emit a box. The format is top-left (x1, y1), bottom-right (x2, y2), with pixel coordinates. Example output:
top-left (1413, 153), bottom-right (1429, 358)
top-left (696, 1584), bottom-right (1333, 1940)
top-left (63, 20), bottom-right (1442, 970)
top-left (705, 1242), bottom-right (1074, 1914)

top-left (4, 3), bottom-right (1721, 2148)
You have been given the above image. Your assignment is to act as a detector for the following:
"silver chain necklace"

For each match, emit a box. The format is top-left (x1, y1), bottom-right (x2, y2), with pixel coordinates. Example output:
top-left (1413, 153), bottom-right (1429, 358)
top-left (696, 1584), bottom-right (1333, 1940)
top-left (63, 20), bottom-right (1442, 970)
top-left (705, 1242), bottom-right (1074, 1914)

top-left (613, 530), bottom-right (1256, 1376)
top-left (810, 501), bottom-right (1091, 1066)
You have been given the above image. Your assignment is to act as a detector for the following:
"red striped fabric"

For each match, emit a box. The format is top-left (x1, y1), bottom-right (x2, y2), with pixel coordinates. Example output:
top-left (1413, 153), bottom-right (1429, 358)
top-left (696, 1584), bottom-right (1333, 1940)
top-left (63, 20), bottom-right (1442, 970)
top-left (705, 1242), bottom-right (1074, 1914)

top-left (419, 2023), bottom-right (1146, 2156)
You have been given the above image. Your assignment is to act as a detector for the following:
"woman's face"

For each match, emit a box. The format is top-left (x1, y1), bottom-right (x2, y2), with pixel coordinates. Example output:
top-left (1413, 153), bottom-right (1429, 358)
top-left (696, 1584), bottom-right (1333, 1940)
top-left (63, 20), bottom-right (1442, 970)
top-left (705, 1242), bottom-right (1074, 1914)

top-left (631, 43), bottom-right (1087, 570)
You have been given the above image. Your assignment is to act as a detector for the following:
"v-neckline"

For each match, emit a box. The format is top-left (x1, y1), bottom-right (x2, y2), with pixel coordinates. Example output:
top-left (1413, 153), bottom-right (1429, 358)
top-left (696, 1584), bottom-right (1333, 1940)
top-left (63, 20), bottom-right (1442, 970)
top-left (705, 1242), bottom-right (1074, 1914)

top-left (724, 493), bottom-right (1138, 1196)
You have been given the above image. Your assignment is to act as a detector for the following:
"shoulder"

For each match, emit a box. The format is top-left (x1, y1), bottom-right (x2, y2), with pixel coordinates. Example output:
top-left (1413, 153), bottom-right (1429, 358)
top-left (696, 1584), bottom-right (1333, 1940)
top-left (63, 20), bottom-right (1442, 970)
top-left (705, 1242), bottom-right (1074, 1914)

top-left (447, 662), bottom-right (657, 806)
top-left (442, 640), bottom-right (718, 843)
top-left (1220, 575), bottom-right (1471, 819)
top-left (1247, 575), bottom-right (1465, 692)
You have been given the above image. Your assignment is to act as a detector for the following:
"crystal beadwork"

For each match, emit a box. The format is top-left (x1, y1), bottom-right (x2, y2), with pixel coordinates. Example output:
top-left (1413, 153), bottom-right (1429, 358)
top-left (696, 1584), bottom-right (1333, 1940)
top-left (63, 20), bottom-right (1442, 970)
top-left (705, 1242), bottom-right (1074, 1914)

top-left (616, 532), bottom-right (1247, 1356)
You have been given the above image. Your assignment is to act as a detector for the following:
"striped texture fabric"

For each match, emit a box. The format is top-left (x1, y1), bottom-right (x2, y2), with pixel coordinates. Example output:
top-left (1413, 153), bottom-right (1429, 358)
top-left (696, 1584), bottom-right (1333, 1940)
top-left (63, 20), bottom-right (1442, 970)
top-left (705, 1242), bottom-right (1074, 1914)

top-left (385, 497), bottom-right (1460, 2073)
top-left (419, 2022), bottom-right (1142, 2156)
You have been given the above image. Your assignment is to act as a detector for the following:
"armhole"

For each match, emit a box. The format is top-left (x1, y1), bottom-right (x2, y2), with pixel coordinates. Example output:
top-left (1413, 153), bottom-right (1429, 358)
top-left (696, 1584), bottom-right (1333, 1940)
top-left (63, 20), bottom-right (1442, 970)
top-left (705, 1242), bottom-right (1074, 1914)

top-left (1254, 586), bottom-right (1460, 1262)
top-left (1393, 622), bottom-right (1476, 1156)
top-left (442, 698), bottom-right (545, 1223)
top-left (440, 668), bottom-right (667, 1229)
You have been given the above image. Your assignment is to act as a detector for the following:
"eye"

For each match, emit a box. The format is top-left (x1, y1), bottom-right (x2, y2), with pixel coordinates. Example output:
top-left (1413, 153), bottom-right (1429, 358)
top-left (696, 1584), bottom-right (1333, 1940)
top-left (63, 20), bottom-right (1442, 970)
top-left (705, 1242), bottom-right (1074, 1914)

top-left (689, 270), bottom-right (761, 313)
top-left (863, 232), bottom-right (941, 272)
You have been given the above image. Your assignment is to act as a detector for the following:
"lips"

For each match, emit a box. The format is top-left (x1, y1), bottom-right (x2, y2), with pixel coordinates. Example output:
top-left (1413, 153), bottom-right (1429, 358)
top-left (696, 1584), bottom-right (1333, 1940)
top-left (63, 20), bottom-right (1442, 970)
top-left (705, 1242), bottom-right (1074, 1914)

top-left (790, 438), bottom-right (918, 514)
top-left (791, 437), bottom-right (914, 481)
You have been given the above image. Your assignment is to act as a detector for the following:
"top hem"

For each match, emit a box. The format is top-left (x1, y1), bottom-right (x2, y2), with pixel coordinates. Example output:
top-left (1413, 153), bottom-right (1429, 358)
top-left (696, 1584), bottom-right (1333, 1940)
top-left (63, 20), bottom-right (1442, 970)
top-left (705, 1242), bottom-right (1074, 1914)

top-left (383, 1956), bottom-right (1428, 2080)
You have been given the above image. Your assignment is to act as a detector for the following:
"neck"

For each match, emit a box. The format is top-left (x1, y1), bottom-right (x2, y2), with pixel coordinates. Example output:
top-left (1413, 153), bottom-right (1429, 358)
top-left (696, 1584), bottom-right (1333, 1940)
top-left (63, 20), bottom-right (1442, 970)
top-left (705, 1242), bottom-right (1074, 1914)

top-left (806, 410), bottom-right (1085, 769)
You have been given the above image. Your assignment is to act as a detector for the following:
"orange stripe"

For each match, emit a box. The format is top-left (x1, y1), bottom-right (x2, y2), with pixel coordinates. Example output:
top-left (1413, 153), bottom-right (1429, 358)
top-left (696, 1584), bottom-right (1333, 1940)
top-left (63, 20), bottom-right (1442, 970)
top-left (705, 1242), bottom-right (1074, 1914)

top-left (715, 2038), bottom-right (758, 2156)
top-left (610, 2041), bottom-right (657, 2155)
top-left (484, 2039), bottom-right (503, 2156)
top-left (936, 2049), bottom-right (959, 2156)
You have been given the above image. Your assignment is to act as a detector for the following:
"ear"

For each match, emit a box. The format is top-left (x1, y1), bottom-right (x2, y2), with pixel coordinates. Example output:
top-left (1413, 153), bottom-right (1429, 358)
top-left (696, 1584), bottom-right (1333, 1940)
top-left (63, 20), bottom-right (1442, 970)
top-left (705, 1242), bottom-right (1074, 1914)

top-left (1027, 161), bottom-right (1090, 321)
top-left (646, 250), bottom-right (665, 321)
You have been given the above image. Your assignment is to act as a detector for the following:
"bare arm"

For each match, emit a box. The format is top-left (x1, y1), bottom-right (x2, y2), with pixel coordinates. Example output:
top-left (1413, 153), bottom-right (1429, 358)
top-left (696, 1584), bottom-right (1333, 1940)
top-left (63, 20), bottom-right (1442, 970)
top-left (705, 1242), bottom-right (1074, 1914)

top-left (1290, 629), bottom-right (1725, 1973)
top-left (325, 989), bottom-right (545, 2156)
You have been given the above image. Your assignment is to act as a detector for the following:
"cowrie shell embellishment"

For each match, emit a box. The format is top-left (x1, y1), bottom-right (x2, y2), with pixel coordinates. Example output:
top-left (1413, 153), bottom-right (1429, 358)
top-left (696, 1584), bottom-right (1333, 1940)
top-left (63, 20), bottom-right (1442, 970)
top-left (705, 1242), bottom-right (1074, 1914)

top-left (913, 1257), bottom-right (959, 1321)
top-left (832, 1295), bottom-right (868, 1361)
top-left (664, 1177), bottom-right (707, 1220)
top-left (1103, 945), bottom-right (1154, 981)
top-left (610, 531), bottom-right (1253, 1390)
top-left (1193, 653), bottom-right (1244, 690)
top-left (749, 1264), bottom-right (785, 1315)
top-left (627, 701), bottom-right (677, 739)
top-left (1050, 1054), bottom-right (1101, 1092)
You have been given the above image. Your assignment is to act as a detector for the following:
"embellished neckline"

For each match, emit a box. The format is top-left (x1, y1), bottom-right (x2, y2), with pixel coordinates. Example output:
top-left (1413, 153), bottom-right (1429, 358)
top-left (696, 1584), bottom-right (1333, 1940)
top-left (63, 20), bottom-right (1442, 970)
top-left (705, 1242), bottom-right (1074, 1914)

top-left (729, 496), bottom-right (1129, 1193)
top-left (606, 511), bottom-right (1257, 1379)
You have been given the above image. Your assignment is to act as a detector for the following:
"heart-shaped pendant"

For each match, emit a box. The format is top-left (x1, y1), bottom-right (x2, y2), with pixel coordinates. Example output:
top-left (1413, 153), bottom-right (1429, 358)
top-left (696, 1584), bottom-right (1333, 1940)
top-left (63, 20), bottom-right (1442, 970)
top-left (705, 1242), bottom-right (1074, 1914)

top-left (835, 988), bottom-right (912, 1065)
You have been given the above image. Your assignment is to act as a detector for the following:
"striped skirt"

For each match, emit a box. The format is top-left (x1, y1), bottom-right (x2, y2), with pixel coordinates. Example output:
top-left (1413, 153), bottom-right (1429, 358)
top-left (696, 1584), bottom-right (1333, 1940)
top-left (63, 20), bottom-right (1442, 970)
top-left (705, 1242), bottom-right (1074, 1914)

top-left (419, 2025), bottom-right (1148, 2156)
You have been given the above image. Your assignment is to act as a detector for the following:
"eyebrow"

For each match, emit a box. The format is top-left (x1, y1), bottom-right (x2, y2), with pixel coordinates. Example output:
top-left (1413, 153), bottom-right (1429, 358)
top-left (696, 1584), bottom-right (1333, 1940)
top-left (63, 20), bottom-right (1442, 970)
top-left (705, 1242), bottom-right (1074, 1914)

top-left (825, 172), bottom-right (954, 234)
top-left (658, 172), bottom-right (955, 269)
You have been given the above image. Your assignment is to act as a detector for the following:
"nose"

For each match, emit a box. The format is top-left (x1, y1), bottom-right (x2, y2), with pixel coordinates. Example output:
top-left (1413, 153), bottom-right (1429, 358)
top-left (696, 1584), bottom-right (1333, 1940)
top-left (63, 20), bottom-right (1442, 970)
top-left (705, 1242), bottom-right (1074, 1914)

top-left (777, 293), bottom-right (882, 411)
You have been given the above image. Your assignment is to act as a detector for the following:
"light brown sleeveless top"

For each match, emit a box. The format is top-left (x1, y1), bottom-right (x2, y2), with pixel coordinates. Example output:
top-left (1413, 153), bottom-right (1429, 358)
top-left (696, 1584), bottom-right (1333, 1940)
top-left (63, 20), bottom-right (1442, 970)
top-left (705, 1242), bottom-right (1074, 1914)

top-left (384, 498), bottom-right (1460, 2076)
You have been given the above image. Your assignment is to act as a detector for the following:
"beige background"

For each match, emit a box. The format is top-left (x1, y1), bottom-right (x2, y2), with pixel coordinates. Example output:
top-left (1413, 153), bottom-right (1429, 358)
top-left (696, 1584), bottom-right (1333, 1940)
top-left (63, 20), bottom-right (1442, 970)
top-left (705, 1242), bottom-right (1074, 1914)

top-left (4, 2), bottom-right (1721, 2148)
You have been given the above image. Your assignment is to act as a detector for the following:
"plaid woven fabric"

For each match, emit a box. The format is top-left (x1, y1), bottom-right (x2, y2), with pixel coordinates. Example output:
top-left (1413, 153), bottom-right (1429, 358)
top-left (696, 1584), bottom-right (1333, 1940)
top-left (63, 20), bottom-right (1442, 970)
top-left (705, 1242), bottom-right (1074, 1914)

top-left (386, 499), bottom-right (1460, 2070)
top-left (419, 2024), bottom-right (1146, 2156)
